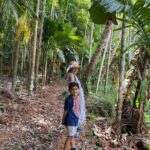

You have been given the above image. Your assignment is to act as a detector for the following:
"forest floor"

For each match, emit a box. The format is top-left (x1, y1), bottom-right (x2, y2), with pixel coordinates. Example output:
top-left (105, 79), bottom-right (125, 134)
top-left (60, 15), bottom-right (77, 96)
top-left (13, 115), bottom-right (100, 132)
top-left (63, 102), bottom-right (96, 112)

top-left (0, 79), bottom-right (149, 150)
top-left (0, 80), bottom-right (97, 150)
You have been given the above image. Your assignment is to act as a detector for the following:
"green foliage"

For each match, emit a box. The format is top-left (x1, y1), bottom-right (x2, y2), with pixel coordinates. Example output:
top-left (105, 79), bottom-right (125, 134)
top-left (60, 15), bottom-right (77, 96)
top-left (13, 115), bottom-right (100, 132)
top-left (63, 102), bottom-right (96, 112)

top-left (97, 0), bottom-right (132, 13)
top-left (145, 103), bottom-right (150, 128)
top-left (76, 0), bottom-right (90, 8)
top-left (43, 18), bottom-right (80, 48)
top-left (140, 79), bottom-right (149, 101)
top-left (88, 113), bottom-right (97, 120)
top-left (54, 23), bottom-right (80, 46)
top-left (88, 78), bottom-right (116, 117)
top-left (43, 18), bottom-right (61, 42)
top-left (89, 1), bottom-right (116, 24)
top-left (96, 147), bottom-right (103, 150)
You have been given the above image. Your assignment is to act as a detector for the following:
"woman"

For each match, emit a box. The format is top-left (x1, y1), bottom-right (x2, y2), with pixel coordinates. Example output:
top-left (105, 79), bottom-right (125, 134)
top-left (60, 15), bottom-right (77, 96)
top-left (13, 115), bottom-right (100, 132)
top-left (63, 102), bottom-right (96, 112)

top-left (66, 61), bottom-right (86, 133)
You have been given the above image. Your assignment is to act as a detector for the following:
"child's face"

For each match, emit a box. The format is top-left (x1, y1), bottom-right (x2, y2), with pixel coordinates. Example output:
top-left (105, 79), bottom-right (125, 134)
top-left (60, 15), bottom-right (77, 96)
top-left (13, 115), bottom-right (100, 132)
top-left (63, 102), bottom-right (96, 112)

top-left (70, 86), bottom-right (79, 97)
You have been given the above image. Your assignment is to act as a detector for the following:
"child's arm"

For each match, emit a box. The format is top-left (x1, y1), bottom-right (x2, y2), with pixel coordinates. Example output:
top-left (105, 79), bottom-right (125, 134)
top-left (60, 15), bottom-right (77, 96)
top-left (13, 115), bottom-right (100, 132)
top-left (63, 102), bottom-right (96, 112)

top-left (62, 110), bottom-right (67, 125)
top-left (62, 97), bottom-right (69, 125)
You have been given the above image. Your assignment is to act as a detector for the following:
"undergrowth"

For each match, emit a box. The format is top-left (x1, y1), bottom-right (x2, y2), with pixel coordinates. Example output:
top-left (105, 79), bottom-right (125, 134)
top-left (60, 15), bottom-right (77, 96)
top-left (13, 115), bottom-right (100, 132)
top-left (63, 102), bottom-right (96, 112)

top-left (87, 78), bottom-right (116, 118)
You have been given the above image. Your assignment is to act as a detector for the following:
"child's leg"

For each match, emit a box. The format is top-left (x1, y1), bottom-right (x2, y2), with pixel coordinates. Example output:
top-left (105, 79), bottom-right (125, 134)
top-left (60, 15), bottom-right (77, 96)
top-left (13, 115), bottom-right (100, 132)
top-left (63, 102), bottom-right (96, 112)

top-left (70, 136), bottom-right (75, 148)
top-left (64, 136), bottom-right (71, 150)
top-left (64, 126), bottom-right (77, 149)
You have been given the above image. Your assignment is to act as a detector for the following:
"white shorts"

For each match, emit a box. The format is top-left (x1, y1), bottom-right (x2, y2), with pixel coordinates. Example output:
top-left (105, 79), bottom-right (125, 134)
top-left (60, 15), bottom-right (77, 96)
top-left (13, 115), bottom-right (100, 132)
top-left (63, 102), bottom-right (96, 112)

top-left (66, 126), bottom-right (77, 136)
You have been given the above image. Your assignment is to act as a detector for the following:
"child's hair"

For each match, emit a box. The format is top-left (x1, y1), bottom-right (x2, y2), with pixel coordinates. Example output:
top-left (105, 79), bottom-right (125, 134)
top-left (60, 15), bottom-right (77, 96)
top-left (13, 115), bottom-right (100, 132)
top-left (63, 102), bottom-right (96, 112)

top-left (68, 82), bottom-right (79, 91)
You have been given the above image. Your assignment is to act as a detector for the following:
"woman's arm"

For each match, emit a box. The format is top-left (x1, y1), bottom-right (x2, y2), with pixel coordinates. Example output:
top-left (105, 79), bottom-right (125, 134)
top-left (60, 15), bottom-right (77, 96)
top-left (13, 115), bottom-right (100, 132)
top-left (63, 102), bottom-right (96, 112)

top-left (67, 73), bottom-right (75, 83)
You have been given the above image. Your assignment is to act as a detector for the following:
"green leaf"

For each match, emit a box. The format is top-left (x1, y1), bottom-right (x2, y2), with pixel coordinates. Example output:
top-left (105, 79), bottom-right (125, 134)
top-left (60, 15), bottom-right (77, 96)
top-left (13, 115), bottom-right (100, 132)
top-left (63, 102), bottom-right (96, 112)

top-left (68, 36), bottom-right (80, 41)
top-left (8, 0), bottom-right (18, 22)
top-left (69, 27), bottom-right (77, 36)
top-left (111, 42), bottom-right (140, 64)
top-left (140, 79), bottom-right (149, 101)
top-left (89, 1), bottom-right (115, 24)
top-left (113, 25), bottom-right (133, 31)
top-left (133, 0), bottom-right (145, 10)
top-left (97, 0), bottom-right (131, 13)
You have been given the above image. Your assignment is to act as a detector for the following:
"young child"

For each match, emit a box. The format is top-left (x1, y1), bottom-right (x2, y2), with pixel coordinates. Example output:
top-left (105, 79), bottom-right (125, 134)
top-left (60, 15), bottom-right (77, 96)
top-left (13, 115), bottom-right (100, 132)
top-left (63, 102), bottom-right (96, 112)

top-left (62, 82), bottom-right (80, 150)
top-left (66, 61), bottom-right (86, 133)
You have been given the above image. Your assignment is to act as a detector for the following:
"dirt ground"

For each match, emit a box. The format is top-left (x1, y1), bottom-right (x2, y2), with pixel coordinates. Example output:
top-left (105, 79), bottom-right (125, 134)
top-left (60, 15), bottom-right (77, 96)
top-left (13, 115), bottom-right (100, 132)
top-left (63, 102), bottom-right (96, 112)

top-left (0, 80), bottom-right (149, 150)
top-left (0, 80), bottom-right (96, 150)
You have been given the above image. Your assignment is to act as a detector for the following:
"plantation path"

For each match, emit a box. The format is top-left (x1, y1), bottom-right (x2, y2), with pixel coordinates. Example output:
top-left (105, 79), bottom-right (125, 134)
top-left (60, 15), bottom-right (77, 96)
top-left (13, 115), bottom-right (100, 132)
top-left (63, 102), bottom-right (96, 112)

top-left (40, 80), bottom-right (96, 150)
top-left (1, 79), bottom-right (149, 150)
top-left (0, 80), bottom-right (96, 150)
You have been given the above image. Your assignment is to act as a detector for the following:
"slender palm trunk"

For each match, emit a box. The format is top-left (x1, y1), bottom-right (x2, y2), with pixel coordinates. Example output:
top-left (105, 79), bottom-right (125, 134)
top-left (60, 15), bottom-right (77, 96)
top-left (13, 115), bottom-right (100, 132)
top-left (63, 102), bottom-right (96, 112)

top-left (35, 0), bottom-right (46, 89)
top-left (82, 20), bottom-right (113, 84)
top-left (12, 38), bottom-right (20, 92)
top-left (42, 53), bottom-right (48, 85)
top-left (64, 0), bottom-right (69, 19)
top-left (79, 52), bottom-right (84, 78)
top-left (50, 0), bottom-right (55, 18)
top-left (20, 45), bottom-right (24, 76)
top-left (115, 14), bottom-right (126, 134)
top-left (0, 56), bottom-right (3, 78)
top-left (105, 32), bottom-right (113, 95)
top-left (137, 52), bottom-right (148, 133)
top-left (96, 29), bottom-right (112, 93)
top-left (23, 45), bottom-right (27, 75)
top-left (84, 15), bottom-right (89, 41)
top-left (89, 22), bottom-right (94, 63)
top-left (100, 32), bottom-right (121, 81)
top-left (133, 51), bottom-right (148, 107)
top-left (128, 28), bottom-right (132, 66)
top-left (28, 0), bottom-right (40, 95)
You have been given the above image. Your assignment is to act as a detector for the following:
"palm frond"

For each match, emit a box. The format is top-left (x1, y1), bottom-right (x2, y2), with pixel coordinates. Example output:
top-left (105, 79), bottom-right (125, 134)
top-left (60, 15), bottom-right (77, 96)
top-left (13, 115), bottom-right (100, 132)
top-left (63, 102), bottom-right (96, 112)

top-left (7, 0), bottom-right (18, 22)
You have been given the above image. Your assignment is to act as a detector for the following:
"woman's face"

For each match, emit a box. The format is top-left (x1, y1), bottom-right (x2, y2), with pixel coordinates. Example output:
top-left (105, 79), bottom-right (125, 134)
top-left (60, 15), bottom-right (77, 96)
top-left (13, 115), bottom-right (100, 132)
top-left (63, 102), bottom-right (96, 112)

top-left (72, 68), bottom-right (79, 74)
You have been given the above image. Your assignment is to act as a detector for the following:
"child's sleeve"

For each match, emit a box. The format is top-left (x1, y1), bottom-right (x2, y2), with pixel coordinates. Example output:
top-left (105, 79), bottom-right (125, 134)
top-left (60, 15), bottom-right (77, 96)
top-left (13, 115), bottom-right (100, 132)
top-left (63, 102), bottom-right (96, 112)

top-left (64, 98), bottom-right (69, 111)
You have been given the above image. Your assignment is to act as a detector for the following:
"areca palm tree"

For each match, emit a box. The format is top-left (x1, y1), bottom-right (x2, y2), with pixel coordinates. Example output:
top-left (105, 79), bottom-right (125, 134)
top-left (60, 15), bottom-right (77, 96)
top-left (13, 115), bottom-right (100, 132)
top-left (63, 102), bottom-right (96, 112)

top-left (0, 0), bottom-right (36, 92)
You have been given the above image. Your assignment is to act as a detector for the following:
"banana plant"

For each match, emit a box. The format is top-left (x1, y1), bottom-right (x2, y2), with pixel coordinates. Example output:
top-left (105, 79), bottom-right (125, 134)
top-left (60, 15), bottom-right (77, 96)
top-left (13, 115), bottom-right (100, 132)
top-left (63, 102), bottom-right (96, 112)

top-left (89, 0), bottom-right (150, 134)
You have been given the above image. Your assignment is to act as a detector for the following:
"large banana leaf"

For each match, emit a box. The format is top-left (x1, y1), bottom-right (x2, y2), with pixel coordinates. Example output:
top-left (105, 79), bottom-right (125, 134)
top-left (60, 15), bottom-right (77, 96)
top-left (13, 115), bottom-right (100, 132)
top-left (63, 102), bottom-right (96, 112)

top-left (97, 0), bottom-right (131, 13)
top-left (89, 1), bottom-right (116, 24)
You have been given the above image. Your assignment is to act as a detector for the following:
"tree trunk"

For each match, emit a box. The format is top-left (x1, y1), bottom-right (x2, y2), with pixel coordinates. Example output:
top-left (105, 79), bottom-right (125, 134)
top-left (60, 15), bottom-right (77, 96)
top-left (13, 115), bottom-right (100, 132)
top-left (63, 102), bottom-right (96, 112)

top-left (133, 51), bottom-right (148, 108)
top-left (136, 52), bottom-right (148, 133)
top-left (105, 32), bottom-right (113, 95)
top-left (35, 0), bottom-right (46, 90)
top-left (23, 45), bottom-right (27, 75)
top-left (42, 53), bottom-right (48, 85)
top-left (96, 29), bottom-right (112, 93)
top-left (64, 0), bottom-right (69, 19)
top-left (28, 0), bottom-right (40, 95)
top-left (113, 49), bottom-right (148, 134)
top-left (99, 32), bottom-right (121, 82)
top-left (128, 27), bottom-right (132, 66)
top-left (82, 20), bottom-right (113, 84)
top-left (89, 22), bottom-right (94, 63)
top-left (0, 56), bottom-right (3, 78)
top-left (20, 45), bottom-right (24, 76)
top-left (115, 14), bottom-right (126, 134)
top-left (12, 38), bottom-right (20, 92)
top-left (84, 14), bottom-right (89, 41)
top-left (50, 0), bottom-right (55, 18)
